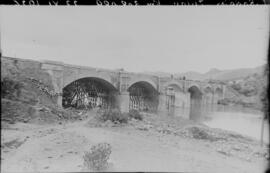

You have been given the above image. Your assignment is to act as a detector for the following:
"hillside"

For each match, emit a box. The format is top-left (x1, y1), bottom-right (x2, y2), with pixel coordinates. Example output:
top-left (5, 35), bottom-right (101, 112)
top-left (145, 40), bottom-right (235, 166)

top-left (218, 67), bottom-right (268, 110)
top-left (1, 57), bottom-right (84, 124)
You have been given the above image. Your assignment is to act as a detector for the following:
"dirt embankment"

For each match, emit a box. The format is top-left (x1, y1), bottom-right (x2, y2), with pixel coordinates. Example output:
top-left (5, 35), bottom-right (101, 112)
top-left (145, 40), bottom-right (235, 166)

top-left (1, 113), bottom-right (269, 173)
top-left (1, 57), bottom-right (85, 125)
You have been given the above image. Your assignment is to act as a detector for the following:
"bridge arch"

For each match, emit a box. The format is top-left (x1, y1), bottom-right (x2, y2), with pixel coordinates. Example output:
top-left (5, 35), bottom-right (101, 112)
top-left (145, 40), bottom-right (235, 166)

top-left (128, 77), bottom-right (158, 92)
top-left (188, 85), bottom-right (203, 121)
top-left (62, 70), bottom-right (117, 90)
top-left (203, 85), bottom-right (214, 94)
top-left (127, 81), bottom-right (159, 112)
top-left (203, 85), bottom-right (214, 106)
top-left (62, 77), bottom-right (118, 109)
top-left (213, 86), bottom-right (223, 106)
top-left (214, 86), bottom-right (223, 96)
top-left (188, 83), bottom-right (202, 94)
top-left (188, 85), bottom-right (203, 99)
top-left (163, 80), bottom-right (183, 93)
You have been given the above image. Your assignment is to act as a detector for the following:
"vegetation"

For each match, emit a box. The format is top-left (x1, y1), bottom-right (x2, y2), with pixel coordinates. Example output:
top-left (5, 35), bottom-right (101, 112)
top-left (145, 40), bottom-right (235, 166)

top-left (83, 143), bottom-right (112, 171)
top-left (1, 77), bottom-right (24, 99)
top-left (222, 69), bottom-right (268, 110)
top-left (128, 109), bottom-right (143, 120)
top-left (96, 108), bottom-right (144, 124)
top-left (218, 98), bottom-right (256, 108)
top-left (230, 80), bottom-right (257, 97)
top-left (97, 108), bottom-right (128, 124)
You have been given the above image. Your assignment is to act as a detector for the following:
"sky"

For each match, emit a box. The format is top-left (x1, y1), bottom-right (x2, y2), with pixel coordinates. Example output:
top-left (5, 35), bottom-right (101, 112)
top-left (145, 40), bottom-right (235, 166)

top-left (0, 6), bottom-right (269, 74)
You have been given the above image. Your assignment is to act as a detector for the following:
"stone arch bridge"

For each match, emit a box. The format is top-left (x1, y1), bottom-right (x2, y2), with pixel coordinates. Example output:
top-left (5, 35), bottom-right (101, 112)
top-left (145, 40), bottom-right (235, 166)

top-left (40, 60), bottom-right (225, 118)
top-left (2, 57), bottom-right (226, 120)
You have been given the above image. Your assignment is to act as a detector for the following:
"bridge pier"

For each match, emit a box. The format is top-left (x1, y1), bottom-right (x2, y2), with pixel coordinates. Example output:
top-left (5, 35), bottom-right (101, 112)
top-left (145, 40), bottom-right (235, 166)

top-left (157, 91), bottom-right (191, 117)
top-left (213, 94), bottom-right (218, 105)
top-left (117, 92), bottom-right (130, 113)
top-left (157, 93), bottom-right (167, 114)
top-left (56, 95), bottom-right (63, 108)
top-left (202, 94), bottom-right (213, 106)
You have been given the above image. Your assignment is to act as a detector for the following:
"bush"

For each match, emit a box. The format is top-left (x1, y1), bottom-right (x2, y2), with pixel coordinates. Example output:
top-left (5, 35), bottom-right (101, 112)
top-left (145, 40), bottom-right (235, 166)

top-left (189, 127), bottom-right (210, 140)
top-left (187, 126), bottom-right (226, 142)
top-left (128, 109), bottom-right (143, 120)
top-left (1, 77), bottom-right (23, 99)
top-left (83, 143), bottom-right (112, 171)
top-left (231, 83), bottom-right (241, 91)
top-left (97, 108), bottom-right (128, 124)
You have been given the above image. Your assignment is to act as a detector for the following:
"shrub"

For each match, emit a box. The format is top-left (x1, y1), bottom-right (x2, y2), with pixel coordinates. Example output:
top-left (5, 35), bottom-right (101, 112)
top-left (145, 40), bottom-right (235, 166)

top-left (1, 77), bottom-right (23, 99)
top-left (98, 108), bottom-right (128, 124)
top-left (83, 143), bottom-right (112, 171)
top-left (187, 126), bottom-right (225, 142)
top-left (190, 127), bottom-right (210, 140)
top-left (231, 83), bottom-right (241, 91)
top-left (128, 109), bottom-right (143, 120)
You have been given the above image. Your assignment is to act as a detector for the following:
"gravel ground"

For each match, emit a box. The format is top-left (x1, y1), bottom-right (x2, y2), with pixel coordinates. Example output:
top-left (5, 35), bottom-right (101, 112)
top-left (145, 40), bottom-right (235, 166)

top-left (1, 113), bottom-right (269, 172)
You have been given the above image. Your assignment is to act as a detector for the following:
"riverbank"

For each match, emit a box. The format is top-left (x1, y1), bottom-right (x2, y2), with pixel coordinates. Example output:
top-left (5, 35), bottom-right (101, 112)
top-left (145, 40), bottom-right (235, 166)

top-left (1, 112), bottom-right (269, 172)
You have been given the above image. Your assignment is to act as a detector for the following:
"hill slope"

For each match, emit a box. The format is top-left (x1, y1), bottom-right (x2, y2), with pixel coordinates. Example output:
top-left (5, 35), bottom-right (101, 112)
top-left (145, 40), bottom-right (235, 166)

top-left (218, 67), bottom-right (268, 110)
top-left (1, 57), bottom-right (83, 124)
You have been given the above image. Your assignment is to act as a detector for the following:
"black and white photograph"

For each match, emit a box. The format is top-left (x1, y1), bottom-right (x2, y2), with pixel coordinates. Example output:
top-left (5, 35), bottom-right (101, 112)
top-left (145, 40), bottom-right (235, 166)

top-left (0, 5), bottom-right (269, 173)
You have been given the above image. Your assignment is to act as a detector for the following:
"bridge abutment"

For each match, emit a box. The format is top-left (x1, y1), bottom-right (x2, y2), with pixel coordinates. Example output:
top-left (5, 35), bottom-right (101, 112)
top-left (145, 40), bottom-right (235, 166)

top-left (41, 60), bottom-right (64, 107)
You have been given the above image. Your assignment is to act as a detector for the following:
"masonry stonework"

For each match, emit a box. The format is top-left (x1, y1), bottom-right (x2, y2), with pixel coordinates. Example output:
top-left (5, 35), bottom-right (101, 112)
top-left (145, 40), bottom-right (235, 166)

top-left (2, 57), bottom-right (226, 119)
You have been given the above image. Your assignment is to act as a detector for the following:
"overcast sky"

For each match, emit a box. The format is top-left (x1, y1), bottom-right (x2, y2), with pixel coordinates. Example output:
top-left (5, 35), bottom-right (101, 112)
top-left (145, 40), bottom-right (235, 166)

top-left (0, 6), bottom-right (269, 73)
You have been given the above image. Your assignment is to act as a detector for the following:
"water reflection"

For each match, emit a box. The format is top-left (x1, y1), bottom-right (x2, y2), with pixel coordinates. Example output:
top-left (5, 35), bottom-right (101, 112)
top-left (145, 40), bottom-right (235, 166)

top-left (203, 105), bottom-right (269, 144)
top-left (190, 99), bottom-right (202, 121)
top-left (162, 103), bottom-right (269, 144)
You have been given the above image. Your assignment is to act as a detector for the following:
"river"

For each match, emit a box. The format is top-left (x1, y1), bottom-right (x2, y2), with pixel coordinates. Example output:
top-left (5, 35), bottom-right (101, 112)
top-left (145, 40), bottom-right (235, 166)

top-left (202, 105), bottom-right (269, 144)
top-left (171, 104), bottom-right (269, 144)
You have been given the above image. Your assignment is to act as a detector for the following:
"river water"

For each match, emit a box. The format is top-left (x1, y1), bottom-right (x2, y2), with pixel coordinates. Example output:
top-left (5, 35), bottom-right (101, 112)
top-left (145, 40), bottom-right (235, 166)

top-left (170, 104), bottom-right (269, 144)
top-left (202, 105), bottom-right (269, 144)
